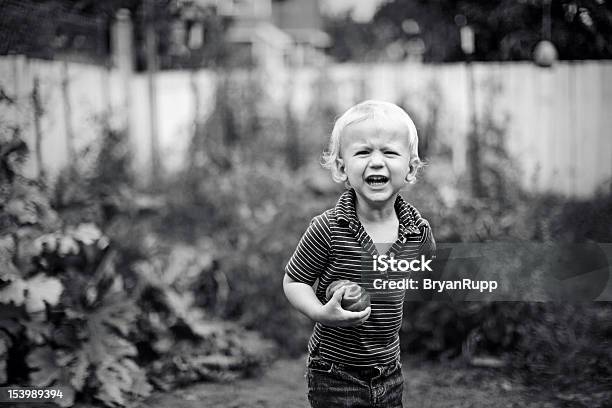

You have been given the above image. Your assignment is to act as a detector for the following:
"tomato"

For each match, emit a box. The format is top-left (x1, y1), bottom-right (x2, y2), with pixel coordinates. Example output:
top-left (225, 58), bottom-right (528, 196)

top-left (325, 280), bottom-right (371, 312)
top-left (325, 280), bottom-right (351, 300)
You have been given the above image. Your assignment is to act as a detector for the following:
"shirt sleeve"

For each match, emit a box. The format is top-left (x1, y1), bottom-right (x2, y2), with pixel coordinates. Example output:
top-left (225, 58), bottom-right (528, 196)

top-left (285, 213), bottom-right (332, 286)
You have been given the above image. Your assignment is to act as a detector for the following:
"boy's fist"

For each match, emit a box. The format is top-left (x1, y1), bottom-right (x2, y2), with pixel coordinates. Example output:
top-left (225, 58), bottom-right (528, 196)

top-left (325, 280), bottom-right (371, 312)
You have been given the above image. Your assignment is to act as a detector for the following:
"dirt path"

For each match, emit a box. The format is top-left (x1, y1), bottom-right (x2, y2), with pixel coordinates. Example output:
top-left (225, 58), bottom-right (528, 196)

top-left (135, 356), bottom-right (597, 408)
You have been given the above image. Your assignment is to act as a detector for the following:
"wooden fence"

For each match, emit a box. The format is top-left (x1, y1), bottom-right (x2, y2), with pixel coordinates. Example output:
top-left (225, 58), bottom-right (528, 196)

top-left (0, 56), bottom-right (610, 197)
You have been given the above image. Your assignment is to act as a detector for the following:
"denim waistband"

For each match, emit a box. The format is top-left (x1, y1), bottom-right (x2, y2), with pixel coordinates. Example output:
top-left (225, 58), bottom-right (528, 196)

top-left (307, 352), bottom-right (401, 380)
top-left (337, 360), bottom-right (401, 379)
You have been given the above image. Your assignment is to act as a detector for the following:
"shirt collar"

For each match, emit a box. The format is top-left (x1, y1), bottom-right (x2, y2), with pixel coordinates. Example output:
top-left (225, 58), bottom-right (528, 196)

top-left (334, 189), bottom-right (420, 235)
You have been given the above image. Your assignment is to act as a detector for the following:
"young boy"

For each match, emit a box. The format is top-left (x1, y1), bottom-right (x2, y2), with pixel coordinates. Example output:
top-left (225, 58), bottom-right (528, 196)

top-left (283, 100), bottom-right (435, 408)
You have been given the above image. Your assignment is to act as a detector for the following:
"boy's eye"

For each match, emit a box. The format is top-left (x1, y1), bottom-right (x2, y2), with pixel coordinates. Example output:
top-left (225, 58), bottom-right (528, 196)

top-left (355, 150), bottom-right (369, 156)
top-left (384, 151), bottom-right (399, 156)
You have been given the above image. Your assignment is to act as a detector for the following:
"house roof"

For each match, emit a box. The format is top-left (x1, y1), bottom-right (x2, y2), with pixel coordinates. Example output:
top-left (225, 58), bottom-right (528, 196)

top-left (226, 20), bottom-right (292, 49)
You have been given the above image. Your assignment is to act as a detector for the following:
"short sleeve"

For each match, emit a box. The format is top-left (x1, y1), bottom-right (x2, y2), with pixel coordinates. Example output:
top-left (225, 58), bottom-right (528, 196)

top-left (285, 214), bottom-right (332, 286)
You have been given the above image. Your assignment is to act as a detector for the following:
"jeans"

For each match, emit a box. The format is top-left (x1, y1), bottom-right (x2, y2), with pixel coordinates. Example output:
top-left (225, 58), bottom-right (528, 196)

top-left (306, 353), bottom-right (404, 408)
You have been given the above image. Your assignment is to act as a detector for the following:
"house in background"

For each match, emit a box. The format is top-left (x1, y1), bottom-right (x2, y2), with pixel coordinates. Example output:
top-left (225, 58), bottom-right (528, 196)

top-left (190, 0), bottom-right (331, 69)
top-left (218, 0), bottom-right (293, 70)
top-left (0, 0), bottom-right (331, 71)
top-left (272, 0), bottom-right (331, 66)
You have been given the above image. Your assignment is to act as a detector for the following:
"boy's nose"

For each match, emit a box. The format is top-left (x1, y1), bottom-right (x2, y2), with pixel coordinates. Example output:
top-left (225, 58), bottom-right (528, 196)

top-left (368, 151), bottom-right (385, 167)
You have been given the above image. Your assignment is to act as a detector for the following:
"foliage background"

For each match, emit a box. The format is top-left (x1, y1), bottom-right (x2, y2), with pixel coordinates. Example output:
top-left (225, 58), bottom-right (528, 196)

top-left (4, 64), bottom-right (611, 406)
top-left (325, 0), bottom-right (612, 62)
top-left (1, 1), bottom-right (612, 406)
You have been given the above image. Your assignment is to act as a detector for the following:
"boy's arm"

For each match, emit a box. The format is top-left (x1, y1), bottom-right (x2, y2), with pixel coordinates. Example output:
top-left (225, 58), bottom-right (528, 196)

top-left (283, 273), bottom-right (370, 327)
top-left (284, 214), bottom-right (370, 327)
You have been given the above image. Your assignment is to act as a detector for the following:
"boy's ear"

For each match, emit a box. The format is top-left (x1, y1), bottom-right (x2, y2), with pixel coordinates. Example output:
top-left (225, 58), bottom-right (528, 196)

top-left (332, 158), bottom-right (348, 183)
top-left (405, 161), bottom-right (419, 184)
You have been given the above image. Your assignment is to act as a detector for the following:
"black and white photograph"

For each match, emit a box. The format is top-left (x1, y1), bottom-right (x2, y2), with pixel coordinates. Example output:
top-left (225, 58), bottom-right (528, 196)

top-left (0, 0), bottom-right (611, 407)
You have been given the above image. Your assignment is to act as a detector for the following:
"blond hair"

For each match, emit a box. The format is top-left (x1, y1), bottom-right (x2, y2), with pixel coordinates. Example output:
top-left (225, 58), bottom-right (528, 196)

top-left (321, 100), bottom-right (423, 184)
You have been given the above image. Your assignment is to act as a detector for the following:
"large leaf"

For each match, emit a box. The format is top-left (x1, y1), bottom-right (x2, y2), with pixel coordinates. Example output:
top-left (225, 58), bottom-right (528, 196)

top-left (26, 346), bottom-right (60, 386)
top-left (95, 361), bottom-right (127, 406)
top-left (94, 358), bottom-right (151, 407)
top-left (84, 297), bottom-right (138, 365)
top-left (24, 274), bottom-right (63, 313)
top-left (56, 349), bottom-right (89, 392)
top-left (163, 289), bottom-right (226, 338)
top-left (26, 347), bottom-right (77, 407)
top-left (86, 290), bottom-right (138, 340)
top-left (122, 359), bottom-right (152, 400)
top-left (70, 351), bottom-right (89, 391)
top-left (84, 330), bottom-right (136, 365)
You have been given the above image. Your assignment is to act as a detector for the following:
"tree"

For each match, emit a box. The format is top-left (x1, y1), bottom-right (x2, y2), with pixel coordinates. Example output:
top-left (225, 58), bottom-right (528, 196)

top-left (0, 0), bottom-right (230, 69)
top-left (325, 0), bottom-right (612, 62)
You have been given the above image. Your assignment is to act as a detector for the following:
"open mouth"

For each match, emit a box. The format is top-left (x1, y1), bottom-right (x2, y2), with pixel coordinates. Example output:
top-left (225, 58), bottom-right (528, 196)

top-left (365, 175), bottom-right (389, 187)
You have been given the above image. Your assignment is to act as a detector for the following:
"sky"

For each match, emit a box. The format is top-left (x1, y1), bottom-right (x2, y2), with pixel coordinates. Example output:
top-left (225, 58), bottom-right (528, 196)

top-left (319, 0), bottom-right (389, 22)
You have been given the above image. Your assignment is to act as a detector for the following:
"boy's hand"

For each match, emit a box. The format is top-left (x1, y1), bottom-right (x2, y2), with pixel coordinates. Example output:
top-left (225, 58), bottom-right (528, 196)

top-left (318, 286), bottom-right (371, 327)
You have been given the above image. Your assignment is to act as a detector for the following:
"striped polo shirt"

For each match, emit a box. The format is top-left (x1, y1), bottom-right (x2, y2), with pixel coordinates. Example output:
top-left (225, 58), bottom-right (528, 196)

top-left (285, 188), bottom-right (435, 366)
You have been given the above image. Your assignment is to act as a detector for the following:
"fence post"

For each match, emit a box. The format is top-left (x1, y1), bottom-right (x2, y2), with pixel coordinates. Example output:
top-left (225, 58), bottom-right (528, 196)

top-left (111, 8), bottom-right (134, 167)
top-left (112, 8), bottom-right (134, 85)
top-left (144, 0), bottom-right (162, 186)
top-left (97, 15), bottom-right (112, 115)
top-left (466, 61), bottom-right (483, 198)
top-left (568, 62), bottom-right (577, 196)
top-left (31, 76), bottom-right (45, 181)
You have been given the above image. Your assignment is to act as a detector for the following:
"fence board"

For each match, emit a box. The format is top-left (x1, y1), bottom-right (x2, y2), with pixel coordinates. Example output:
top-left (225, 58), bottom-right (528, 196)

top-left (1, 56), bottom-right (610, 197)
top-left (601, 64), bottom-right (612, 194)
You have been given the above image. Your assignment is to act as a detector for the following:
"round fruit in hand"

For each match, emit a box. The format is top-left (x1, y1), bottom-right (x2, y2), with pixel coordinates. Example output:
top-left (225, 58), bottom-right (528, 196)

top-left (325, 280), bottom-right (371, 312)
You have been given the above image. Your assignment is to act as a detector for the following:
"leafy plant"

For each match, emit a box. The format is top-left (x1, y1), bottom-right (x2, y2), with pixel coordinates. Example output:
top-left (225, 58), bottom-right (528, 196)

top-left (1, 108), bottom-right (273, 406)
top-left (130, 242), bottom-right (275, 390)
top-left (0, 218), bottom-right (151, 406)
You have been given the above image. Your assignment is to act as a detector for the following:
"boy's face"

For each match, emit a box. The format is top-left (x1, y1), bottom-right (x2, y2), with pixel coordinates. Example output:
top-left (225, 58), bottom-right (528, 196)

top-left (337, 120), bottom-right (415, 207)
